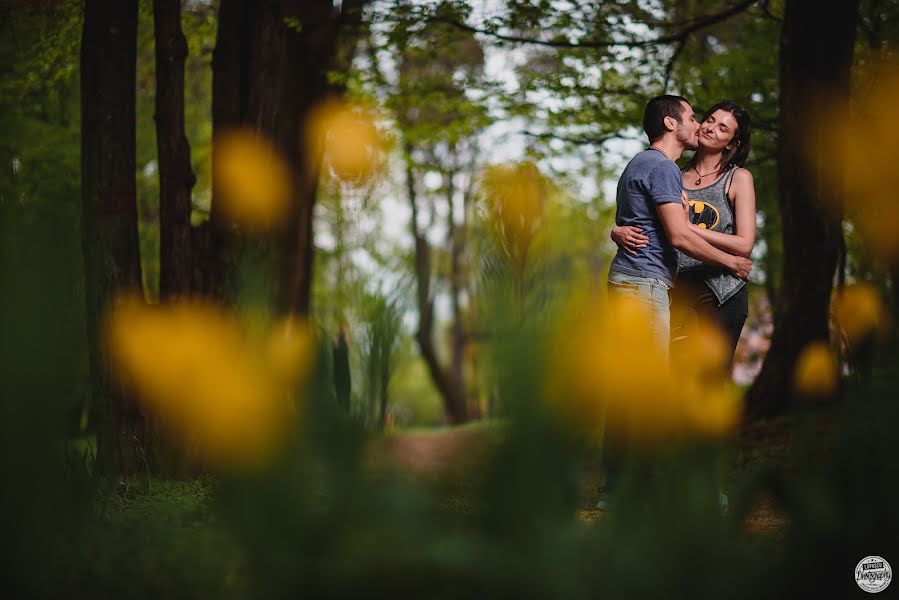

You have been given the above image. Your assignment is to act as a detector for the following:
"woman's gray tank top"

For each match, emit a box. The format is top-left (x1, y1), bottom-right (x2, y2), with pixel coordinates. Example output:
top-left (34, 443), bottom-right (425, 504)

top-left (677, 165), bottom-right (746, 305)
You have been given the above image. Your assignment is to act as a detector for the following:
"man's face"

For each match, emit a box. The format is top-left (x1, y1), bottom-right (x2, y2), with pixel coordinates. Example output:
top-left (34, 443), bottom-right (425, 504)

top-left (674, 101), bottom-right (700, 150)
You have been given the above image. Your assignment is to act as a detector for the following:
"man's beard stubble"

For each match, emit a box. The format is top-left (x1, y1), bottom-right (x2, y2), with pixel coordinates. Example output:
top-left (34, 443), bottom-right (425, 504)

top-left (676, 124), bottom-right (699, 151)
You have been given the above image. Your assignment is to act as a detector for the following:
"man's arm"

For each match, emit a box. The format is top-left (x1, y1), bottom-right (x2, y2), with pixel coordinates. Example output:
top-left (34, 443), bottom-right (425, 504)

top-left (657, 202), bottom-right (752, 280)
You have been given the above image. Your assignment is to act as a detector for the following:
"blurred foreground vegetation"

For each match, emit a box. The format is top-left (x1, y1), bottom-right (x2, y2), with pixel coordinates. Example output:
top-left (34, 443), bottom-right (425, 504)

top-left (3, 197), bottom-right (897, 596)
top-left (3, 0), bottom-right (899, 597)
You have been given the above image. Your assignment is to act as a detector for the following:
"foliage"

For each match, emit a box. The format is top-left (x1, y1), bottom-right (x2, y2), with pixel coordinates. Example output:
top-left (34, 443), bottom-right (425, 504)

top-left (358, 289), bottom-right (404, 427)
top-left (4, 0), bottom-right (899, 596)
top-left (135, 0), bottom-right (217, 300)
top-left (7, 258), bottom-right (899, 597)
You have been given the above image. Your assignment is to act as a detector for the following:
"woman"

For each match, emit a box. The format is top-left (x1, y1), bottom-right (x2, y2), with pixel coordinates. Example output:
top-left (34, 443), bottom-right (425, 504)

top-left (611, 100), bottom-right (756, 371)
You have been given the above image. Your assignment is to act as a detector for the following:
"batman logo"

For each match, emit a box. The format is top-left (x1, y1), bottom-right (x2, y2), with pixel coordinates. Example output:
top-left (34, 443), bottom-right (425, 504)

top-left (687, 200), bottom-right (720, 230)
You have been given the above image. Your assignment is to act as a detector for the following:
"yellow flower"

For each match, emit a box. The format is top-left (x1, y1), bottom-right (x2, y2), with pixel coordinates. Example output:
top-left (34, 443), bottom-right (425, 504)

top-left (306, 98), bottom-right (382, 183)
top-left (793, 341), bottom-right (838, 398)
top-left (811, 63), bottom-right (899, 263)
top-left (266, 317), bottom-right (316, 386)
top-left (833, 282), bottom-right (890, 347)
top-left (672, 317), bottom-right (742, 438)
top-left (546, 294), bottom-right (740, 444)
top-left (104, 296), bottom-right (316, 468)
top-left (680, 381), bottom-right (742, 439)
top-left (671, 316), bottom-right (730, 378)
top-left (213, 129), bottom-right (291, 231)
top-left (481, 162), bottom-right (546, 260)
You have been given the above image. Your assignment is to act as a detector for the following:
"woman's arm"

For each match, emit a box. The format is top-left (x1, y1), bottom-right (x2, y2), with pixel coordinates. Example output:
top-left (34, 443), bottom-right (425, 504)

top-left (690, 169), bottom-right (757, 258)
top-left (610, 225), bottom-right (649, 255)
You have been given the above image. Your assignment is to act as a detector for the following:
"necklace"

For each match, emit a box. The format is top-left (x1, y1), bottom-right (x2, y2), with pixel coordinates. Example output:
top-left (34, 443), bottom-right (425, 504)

top-left (648, 146), bottom-right (671, 161)
top-left (692, 165), bottom-right (721, 186)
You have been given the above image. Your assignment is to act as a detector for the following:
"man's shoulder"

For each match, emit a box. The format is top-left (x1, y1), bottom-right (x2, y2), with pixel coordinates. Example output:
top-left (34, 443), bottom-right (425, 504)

top-left (624, 150), bottom-right (678, 179)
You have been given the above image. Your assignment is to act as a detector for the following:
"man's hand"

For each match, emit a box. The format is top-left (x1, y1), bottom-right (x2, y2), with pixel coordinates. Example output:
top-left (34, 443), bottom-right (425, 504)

top-left (610, 225), bottom-right (649, 255)
top-left (729, 256), bottom-right (752, 281)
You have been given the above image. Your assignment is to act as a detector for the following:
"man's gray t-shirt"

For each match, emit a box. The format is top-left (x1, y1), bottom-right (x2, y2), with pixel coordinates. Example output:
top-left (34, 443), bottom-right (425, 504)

top-left (609, 148), bottom-right (683, 286)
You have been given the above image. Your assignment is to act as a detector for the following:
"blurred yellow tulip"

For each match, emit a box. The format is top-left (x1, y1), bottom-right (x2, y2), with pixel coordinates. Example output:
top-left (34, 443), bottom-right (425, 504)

top-left (680, 381), bottom-right (742, 439)
top-left (266, 317), bottom-right (316, 386)
top-left (671, 317), bottom-right (730, 377)
top-left (213, 129), bottom-right (291, 231)
top-left (306, 98), bottom-right (382, 183)
top-left (481, 162), bottom-right (546, 260)
top-left (792, 341), bottom-right (838, 398)
top-left (104, 296), bottom-right (316, 468)
top-left (546, 294), bottom-right (740, 445)
top-left (673, 318), bottom-right (741, 438)
top-left (833, 282), bottom-right (890, 348)
top-left (812, 63), bottom-right (899, 263)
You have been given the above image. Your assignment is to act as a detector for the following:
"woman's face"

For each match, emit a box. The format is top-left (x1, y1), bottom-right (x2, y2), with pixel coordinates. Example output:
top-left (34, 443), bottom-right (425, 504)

top-left (698, 109), bottom-right (739, 152)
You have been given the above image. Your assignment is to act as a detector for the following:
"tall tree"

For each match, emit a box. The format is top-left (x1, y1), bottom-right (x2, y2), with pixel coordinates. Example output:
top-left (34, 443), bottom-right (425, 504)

top-left (198, 0), bottom-right (255, 301)
top-left (387, 8), bottom-right (489, 424)
top-left (405, 154), bottom-right (468, 424)
top-left (745, 0), bottom-right (859, 418)
top-left (202, 0), bottom-right (370, 314)
top-left (154, 0), bottom-right (195, 300)
top-left (81, 0), bottom-right (146, 477)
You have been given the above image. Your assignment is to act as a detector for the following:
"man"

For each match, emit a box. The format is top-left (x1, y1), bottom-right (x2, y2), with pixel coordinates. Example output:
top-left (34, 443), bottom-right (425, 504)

top-left (598, 95), bottom-right (752, 509)
top-left (608, 95), bottom-right (751, 357)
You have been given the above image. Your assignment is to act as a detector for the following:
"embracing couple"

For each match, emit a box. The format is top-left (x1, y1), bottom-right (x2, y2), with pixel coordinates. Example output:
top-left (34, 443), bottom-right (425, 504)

top-left (609, 94), bottom-right (754, 361)
top-left (599, 95), bottom-right (756, 508)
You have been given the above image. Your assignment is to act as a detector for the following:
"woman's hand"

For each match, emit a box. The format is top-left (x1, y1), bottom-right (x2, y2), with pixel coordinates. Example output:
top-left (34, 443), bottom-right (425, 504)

top-left (611, 225), bottom-right (649, 255)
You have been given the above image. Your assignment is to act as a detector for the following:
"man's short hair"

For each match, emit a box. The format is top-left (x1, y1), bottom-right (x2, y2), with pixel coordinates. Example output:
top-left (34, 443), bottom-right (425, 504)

top-left (643, 95), bottom-right (689, 142)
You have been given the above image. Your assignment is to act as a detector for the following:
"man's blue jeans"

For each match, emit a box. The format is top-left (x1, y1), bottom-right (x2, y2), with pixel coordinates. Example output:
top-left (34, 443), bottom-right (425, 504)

top-left (607, 270), bottom-right (671, 361)
top-left (601, 270), bottom-right (672, 494)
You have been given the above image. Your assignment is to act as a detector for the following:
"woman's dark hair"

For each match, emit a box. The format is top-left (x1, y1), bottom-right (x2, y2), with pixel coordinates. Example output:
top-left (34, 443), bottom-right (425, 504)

top-left (689, 100), bottom-right (752, 172)
top-left (643, 94), bottom-right (689, 142)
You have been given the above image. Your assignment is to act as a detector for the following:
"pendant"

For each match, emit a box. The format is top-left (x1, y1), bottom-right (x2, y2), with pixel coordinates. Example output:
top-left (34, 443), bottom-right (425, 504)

top-left (695, 178), bottom-right (702, 185)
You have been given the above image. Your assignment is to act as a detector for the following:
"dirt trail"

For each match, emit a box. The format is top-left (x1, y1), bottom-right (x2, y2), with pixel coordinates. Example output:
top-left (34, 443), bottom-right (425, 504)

top-left (368, 424), bottom-right (789, 534)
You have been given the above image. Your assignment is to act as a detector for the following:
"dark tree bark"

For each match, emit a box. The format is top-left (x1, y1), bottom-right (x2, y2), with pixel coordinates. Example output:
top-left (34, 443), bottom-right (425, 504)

top-left (271, 0), bottom-right (346, 317)
top-left (745, 0), bottom-right (859, 419)
top-left (446, 167), bottom-right (468, 422)
top-left (81, 0), bottom-right (146, 478)
top-left (333, 327), bottom-right (351, 412)
top-left (406, 154), bottom-right (468, 424)
top-left (154, 0), bottom-right (195, 300)
top-left (378, 356), bottom-right (390, 428)
top-left (196, 0), bottom-right (256, 302)
top-left (202, 0), bottom-right (369, 316)
top-left (891, 265), bottom-right (899, 330)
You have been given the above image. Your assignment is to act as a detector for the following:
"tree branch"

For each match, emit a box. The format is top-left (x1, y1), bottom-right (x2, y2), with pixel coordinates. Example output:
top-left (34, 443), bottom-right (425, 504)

top-left (522, 130), bottom-right (633, 146)
top-left (760, 0), bottom-right (784, 22)
top-left (662, 38), bottom-right (687, 93)
top-left (424, 0), bottom-right (761, 50)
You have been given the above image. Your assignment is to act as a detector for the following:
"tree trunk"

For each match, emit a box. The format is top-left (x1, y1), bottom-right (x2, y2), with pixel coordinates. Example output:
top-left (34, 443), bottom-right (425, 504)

top-left (202, 0), bottom-right (367, 315)
top-left (891, 265), bottom-right (899, 332)
top-left (406, 154), bottom-right (468, 424)
top-left (274, 0), bottom-right (340, 317)
top-left (446, 168), bottom-right (467, 421)
top-left (197, 0), bottom-right (255, 302)
top-left (81, 0), bottom-right (146, 478)
top-left (745, 0), bottom-right (859, 419)
top-left (378, 359), bottom-right (390, 429)
top-left (154, 0), bottom-right (195, 300)
top-left (333, 328), bottom-right (351, 412)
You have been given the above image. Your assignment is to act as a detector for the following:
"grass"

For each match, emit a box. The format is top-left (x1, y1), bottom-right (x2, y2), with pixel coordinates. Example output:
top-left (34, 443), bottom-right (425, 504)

top-left (97, 413), bottom-right (795, 540)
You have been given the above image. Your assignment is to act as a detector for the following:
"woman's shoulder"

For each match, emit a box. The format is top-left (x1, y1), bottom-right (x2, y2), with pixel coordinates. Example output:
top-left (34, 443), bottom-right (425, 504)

top-left (726, 166), bottom-right (755, 203)
top-left (730, 166), bottom-right (754, 183)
